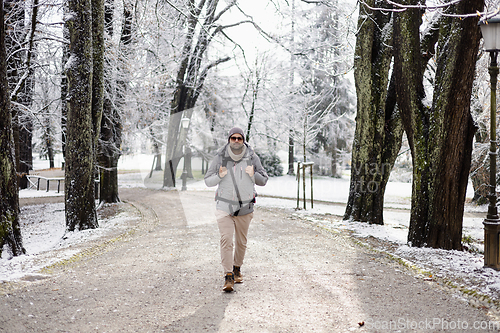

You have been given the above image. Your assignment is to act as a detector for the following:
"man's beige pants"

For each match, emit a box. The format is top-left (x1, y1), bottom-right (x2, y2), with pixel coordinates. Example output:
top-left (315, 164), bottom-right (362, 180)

top-left (216, 210), bottom-right (254, 273)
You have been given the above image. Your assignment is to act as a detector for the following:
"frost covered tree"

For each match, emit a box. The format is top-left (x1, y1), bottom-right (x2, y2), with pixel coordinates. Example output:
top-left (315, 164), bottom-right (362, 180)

top-left (469, 0), bottom-right (500, 205)
top-left (345, 0), bottom-right (484, 251)
top-left (33, 11), bottom-right (65, 170)
top-left (255, 0), bottom-right (355, 177)
top-left (470, 47), bottom-right (496, 204)
top-left (64, 0), bottom-right (100, 231)
top-left (393, 0), bottom-right (483, 250)
top-left (242, 56), bottom-right (264, 143)
top-left (0, 0), bottom-right (25, 257)
top-left (344, 0), bottom-right (403, 225)
top-left (163, 0), bottom-right (232, 187)
top-left (98, 0), bottom-right (130, 203)
top-left (92, 0), bottom-right (105, 147)
top-left (295, 3), bottom-right (355, 176)
top-left (5, 0), bottom-right (37, 189)
top-left (61, 23), bottom-right (69, 167)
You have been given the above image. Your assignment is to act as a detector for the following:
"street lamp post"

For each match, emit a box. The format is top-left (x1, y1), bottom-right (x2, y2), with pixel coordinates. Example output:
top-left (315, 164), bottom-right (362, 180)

top-left (181, 154), bottom-right (188, 191)
top-left (480, 18), bottom-right (500, 269)
top-left (180, 117), bottom-right (190, 191)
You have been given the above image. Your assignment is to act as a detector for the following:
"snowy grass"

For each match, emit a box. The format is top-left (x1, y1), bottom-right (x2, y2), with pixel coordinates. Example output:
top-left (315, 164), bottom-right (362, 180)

top-left (0, 202), bottom-right (139, 283)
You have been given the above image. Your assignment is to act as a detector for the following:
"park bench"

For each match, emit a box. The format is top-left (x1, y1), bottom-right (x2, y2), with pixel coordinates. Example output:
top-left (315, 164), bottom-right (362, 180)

top-left (26, 174), bottom-right (101, 199)
top-left (26, 175), bottom-right (64, 193)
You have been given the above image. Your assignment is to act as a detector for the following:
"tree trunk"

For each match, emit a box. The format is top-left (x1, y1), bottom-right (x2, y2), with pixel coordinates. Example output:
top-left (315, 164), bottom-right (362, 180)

top-left (98, 103), bottom-right (121, 203)
top-left (65, 0), bottom-right (98, 231)
top-left (97, 0), bottom-right (128, 203)
top-left (0, 0), bottom-right (24, 257)
top-left (245, 69), bottom-right (260, 143)
top-left (42, 106), bottom-right (54, 169)
top-left (344, 0), bottom-right (403, 225)
top-left (99, 97), bottom-right (122, 203)
top-left (19, 116), bottom-right (33, 177)
top-left (151, 127), bottom-right (162, 171)
top-left (99, 161), bottom-right (119, 202)
top-left (329, 141), bottom-right (339, 178)
top-left (61, 24), bottom-right (69, 170)
top-left (393, 0), bottom-right (483, 249)
top-left (15, 94), bottom-right (33, 188)
top-left (91, 0), bottom-right (105, 202)
top-left (287, 130), bottom-right (295, 175)
top-left (393, 3), bottom-right (428, 238)
top-left (91, 0), bottom-right (104, 146)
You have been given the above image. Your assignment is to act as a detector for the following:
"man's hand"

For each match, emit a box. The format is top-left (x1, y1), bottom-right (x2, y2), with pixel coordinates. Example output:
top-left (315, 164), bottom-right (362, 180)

top-left (245, 165), bottom-right (254, 177)
top-left (219, 166), bottom-right (228, 178)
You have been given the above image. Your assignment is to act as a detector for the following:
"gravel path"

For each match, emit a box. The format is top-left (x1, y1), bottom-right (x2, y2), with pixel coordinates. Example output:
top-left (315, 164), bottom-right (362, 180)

top-left (1, 188), bottom-right (498, 332)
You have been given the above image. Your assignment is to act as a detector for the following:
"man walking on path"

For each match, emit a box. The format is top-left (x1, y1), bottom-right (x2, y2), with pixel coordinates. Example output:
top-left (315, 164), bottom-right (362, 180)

top-left (204, 127), bottom-right (268, 292)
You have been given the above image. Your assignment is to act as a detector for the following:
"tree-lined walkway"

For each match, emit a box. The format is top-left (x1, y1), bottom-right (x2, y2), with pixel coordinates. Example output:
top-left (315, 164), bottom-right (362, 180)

top-left (0, 188), bottom-right (496, 332)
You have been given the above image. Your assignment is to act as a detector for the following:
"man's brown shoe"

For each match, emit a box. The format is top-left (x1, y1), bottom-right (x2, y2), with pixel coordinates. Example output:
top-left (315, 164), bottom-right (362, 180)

top-left (233, 266), bottom-right (243, 283)
top-left (223, 272), bottom-right (234, 292)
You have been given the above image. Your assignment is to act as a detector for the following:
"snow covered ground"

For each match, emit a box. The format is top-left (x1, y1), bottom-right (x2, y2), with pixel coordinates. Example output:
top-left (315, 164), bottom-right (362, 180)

top-left (4, 154), bottom-right (500, 303)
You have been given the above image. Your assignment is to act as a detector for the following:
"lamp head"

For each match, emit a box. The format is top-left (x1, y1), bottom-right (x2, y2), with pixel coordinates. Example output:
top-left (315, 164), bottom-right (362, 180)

top-left (181, 117), bottom-right (190, 129)
top-left (479, 17), bottom-right (500, 52)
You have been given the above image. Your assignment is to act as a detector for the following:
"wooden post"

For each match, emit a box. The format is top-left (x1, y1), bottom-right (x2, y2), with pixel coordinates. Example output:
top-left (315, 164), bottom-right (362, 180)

top-left (297, 162), bottom-right (314, 210)
top-left (296, 162), bottom-right (301, 209)
top-left (303, 163), bottom-right (306, 210)
top-left (310, 163), bottom-right (313, 209)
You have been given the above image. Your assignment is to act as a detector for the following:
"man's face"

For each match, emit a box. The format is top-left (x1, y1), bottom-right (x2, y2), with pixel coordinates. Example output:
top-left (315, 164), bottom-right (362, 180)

top-left (229, 134), bottom-right (244, 150)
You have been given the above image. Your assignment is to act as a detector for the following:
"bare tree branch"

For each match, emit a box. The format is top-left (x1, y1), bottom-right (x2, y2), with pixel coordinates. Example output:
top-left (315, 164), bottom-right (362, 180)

top-left (163, 0), bottom-right (212, 36)
top-left (196, 56), bottom-right (231, 93)
top-left (300, 0), bottom-right (332, 6)
top-left (387, 0), bottom-right (461, 10)
top-left (10, 0), bottom-right (39, 101)
top-left (300, 0), bottom-right (331, 7)
top-left (359, 0), bottom-right (500, 18)
top-left (213, 0), bottom-right (237, 22)
top-left (234, 6), bottom-right (294, 53)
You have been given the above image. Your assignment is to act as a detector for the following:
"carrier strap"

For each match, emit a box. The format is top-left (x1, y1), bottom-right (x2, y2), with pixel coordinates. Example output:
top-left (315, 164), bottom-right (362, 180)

top-left (220, 155), bottom-right (254, 216)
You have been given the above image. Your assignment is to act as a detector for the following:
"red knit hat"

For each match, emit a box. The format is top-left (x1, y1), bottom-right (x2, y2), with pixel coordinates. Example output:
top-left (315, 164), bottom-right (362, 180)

top-left (228, 127), bottom-right (245, 142)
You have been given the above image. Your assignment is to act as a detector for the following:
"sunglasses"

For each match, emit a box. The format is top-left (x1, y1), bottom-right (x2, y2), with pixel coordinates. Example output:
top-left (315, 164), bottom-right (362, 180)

top-left (230, 136), bottom-right (243, 142)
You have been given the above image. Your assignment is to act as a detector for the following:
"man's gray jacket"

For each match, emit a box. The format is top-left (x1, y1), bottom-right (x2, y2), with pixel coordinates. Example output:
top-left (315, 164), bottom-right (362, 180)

top-left (204, 143), bottom-right (268, 216)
